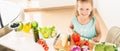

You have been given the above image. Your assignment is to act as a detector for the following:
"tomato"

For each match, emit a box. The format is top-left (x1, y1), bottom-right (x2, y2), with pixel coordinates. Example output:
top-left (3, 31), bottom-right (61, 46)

top-left (37, 39), bottom-right (49, 51)
top-left (84, 41), bottom-right (89, 46)
top-left (42, 43), bottom-right (47, 47)
top-left (75, 41), bottom-right (81, 46)
top-left (44, 46), bottom-right (49, 51)
top-left (37, 40), bottom-right (44, 45)
top-left (72, 31), bottom-right (80, 42)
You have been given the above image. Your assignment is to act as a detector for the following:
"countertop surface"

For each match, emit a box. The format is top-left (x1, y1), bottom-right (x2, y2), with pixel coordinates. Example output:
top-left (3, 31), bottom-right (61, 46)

top-left (0, 30), bottom-right (56, 51)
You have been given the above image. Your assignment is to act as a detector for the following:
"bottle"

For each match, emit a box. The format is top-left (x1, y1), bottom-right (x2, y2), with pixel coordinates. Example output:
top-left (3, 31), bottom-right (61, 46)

top-left (33, 29), bottom-right (39, 42)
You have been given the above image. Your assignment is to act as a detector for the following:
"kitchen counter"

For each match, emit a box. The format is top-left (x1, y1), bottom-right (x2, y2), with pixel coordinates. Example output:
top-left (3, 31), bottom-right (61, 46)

top-left (1, 30), bottom-right (120, 51)
top-left (0, 30), bottom-right (56, 51)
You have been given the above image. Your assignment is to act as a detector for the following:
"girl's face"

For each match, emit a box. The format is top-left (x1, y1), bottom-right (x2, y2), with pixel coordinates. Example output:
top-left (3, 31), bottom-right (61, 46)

top-left (77, 2), bottom-right (92, 18)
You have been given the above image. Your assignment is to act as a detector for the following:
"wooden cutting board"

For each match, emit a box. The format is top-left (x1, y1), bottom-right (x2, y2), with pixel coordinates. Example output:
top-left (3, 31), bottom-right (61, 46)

top-left (54, 34), bottom-right (95, 51)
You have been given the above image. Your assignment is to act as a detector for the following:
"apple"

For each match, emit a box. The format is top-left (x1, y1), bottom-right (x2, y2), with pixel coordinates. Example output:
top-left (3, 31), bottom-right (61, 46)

top-left (51, 31), bottom-right (57, 38)
top-left (43, 33), bottom-right (49, 38)
top-left (39, 26), bottom-right (56, 38)
top-left (31, 21), bottom-right (38, 29)
top-left (17, 22), bottom-right (23, 31)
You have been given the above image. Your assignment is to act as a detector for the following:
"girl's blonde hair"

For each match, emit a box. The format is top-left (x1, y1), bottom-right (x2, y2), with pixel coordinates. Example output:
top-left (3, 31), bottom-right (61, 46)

top-left (74, 0), bottom-right (94, 17)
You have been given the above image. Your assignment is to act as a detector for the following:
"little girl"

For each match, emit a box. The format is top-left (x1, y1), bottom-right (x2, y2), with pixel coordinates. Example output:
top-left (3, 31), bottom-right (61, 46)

top-left (69, 0), bottom-right (101, 42)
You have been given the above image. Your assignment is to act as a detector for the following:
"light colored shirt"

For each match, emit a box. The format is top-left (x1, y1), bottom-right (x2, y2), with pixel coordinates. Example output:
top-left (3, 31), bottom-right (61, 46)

top-left (72, 16), bottom-right (96, 39)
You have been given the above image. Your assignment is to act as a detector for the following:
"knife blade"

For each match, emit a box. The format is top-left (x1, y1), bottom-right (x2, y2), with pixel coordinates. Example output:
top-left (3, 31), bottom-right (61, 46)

top-left (53, 34), bottom-right (60, 46)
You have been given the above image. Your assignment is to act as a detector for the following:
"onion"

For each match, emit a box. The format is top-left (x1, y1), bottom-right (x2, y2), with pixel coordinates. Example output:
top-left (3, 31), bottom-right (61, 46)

top-left (81, 45), bottom-right (89, 51)
top-left (71, 45), bottom-right (81, 51)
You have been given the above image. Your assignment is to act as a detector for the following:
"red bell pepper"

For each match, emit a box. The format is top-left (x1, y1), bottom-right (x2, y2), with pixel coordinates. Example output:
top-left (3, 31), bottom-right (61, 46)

top-left (72, 31), bottom-right (80, 42)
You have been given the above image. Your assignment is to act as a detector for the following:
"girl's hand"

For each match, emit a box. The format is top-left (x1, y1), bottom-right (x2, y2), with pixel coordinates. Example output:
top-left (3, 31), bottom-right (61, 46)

top-left (92, 37), bottom-right (100, 42)
top-left (68, 28), bottom-right (74, 34)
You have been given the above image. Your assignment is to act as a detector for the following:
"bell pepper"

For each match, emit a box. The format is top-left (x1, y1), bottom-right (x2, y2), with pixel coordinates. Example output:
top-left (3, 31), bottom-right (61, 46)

top-left (72, 31), bottom-right (80, 43)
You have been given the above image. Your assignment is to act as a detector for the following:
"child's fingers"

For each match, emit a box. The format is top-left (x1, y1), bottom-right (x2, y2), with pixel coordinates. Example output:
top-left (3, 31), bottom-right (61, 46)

top-left (92, 37), bottom-right (99, 43)
top-left (68, 28), bottom-right (74, 34)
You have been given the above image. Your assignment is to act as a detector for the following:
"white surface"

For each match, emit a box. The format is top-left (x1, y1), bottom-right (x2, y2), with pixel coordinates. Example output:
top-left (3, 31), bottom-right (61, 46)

top-left (0, 30), bottom-right (56, 51)
top-left (96, 0), bottom-right (120, 29)
top-left (0, 1), bottom-right (23, 26)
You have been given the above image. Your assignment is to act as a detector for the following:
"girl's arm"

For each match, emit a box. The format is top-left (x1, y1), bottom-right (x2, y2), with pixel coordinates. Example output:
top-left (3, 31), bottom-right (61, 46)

top-left (92, 19), bottom-right (102, 42)
top-left (70, 22), bottom-right (74, 29)
top-left (69, 22), bottom-right (74, 33)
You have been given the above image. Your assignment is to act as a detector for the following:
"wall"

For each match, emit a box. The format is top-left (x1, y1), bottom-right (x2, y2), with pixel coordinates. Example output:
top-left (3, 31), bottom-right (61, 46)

top-left (96, 0), bottom-right (120, 29)
top-left (25, 6), bottom-right (74, 33)
top-left (2, 0), bottom-right (76, 8)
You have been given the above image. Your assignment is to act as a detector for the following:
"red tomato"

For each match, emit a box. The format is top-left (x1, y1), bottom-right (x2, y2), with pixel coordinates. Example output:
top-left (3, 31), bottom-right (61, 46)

top-left (75, 41), bottom-right (81, 46)
top-left (72, 32), bottom-right (80, 42)
top-left (37, 39), bottom-right (49, 51)
top-left (84, 41), bottom-right (89, 46)
top-left (42, 43), bottom-right (47, 47)
top-left (44, 46), bottom-right (49, 51)
top-left (37, 40), bottom-right (44, 45)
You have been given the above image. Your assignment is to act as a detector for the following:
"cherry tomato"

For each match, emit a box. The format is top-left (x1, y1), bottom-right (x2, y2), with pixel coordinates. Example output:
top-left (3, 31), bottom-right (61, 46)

top-left (42, 43), bottom-right (47, 47)
top-left (37, 40), bottom-right (44, 45)
top-left (37, 39), bottom-right (49, 51)
top-left (84, 41), bottom-right (89, 46)
top-left (75, 41), bottom-right (81, 46)
top-left (44, 46), bottom-right (49, 51)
